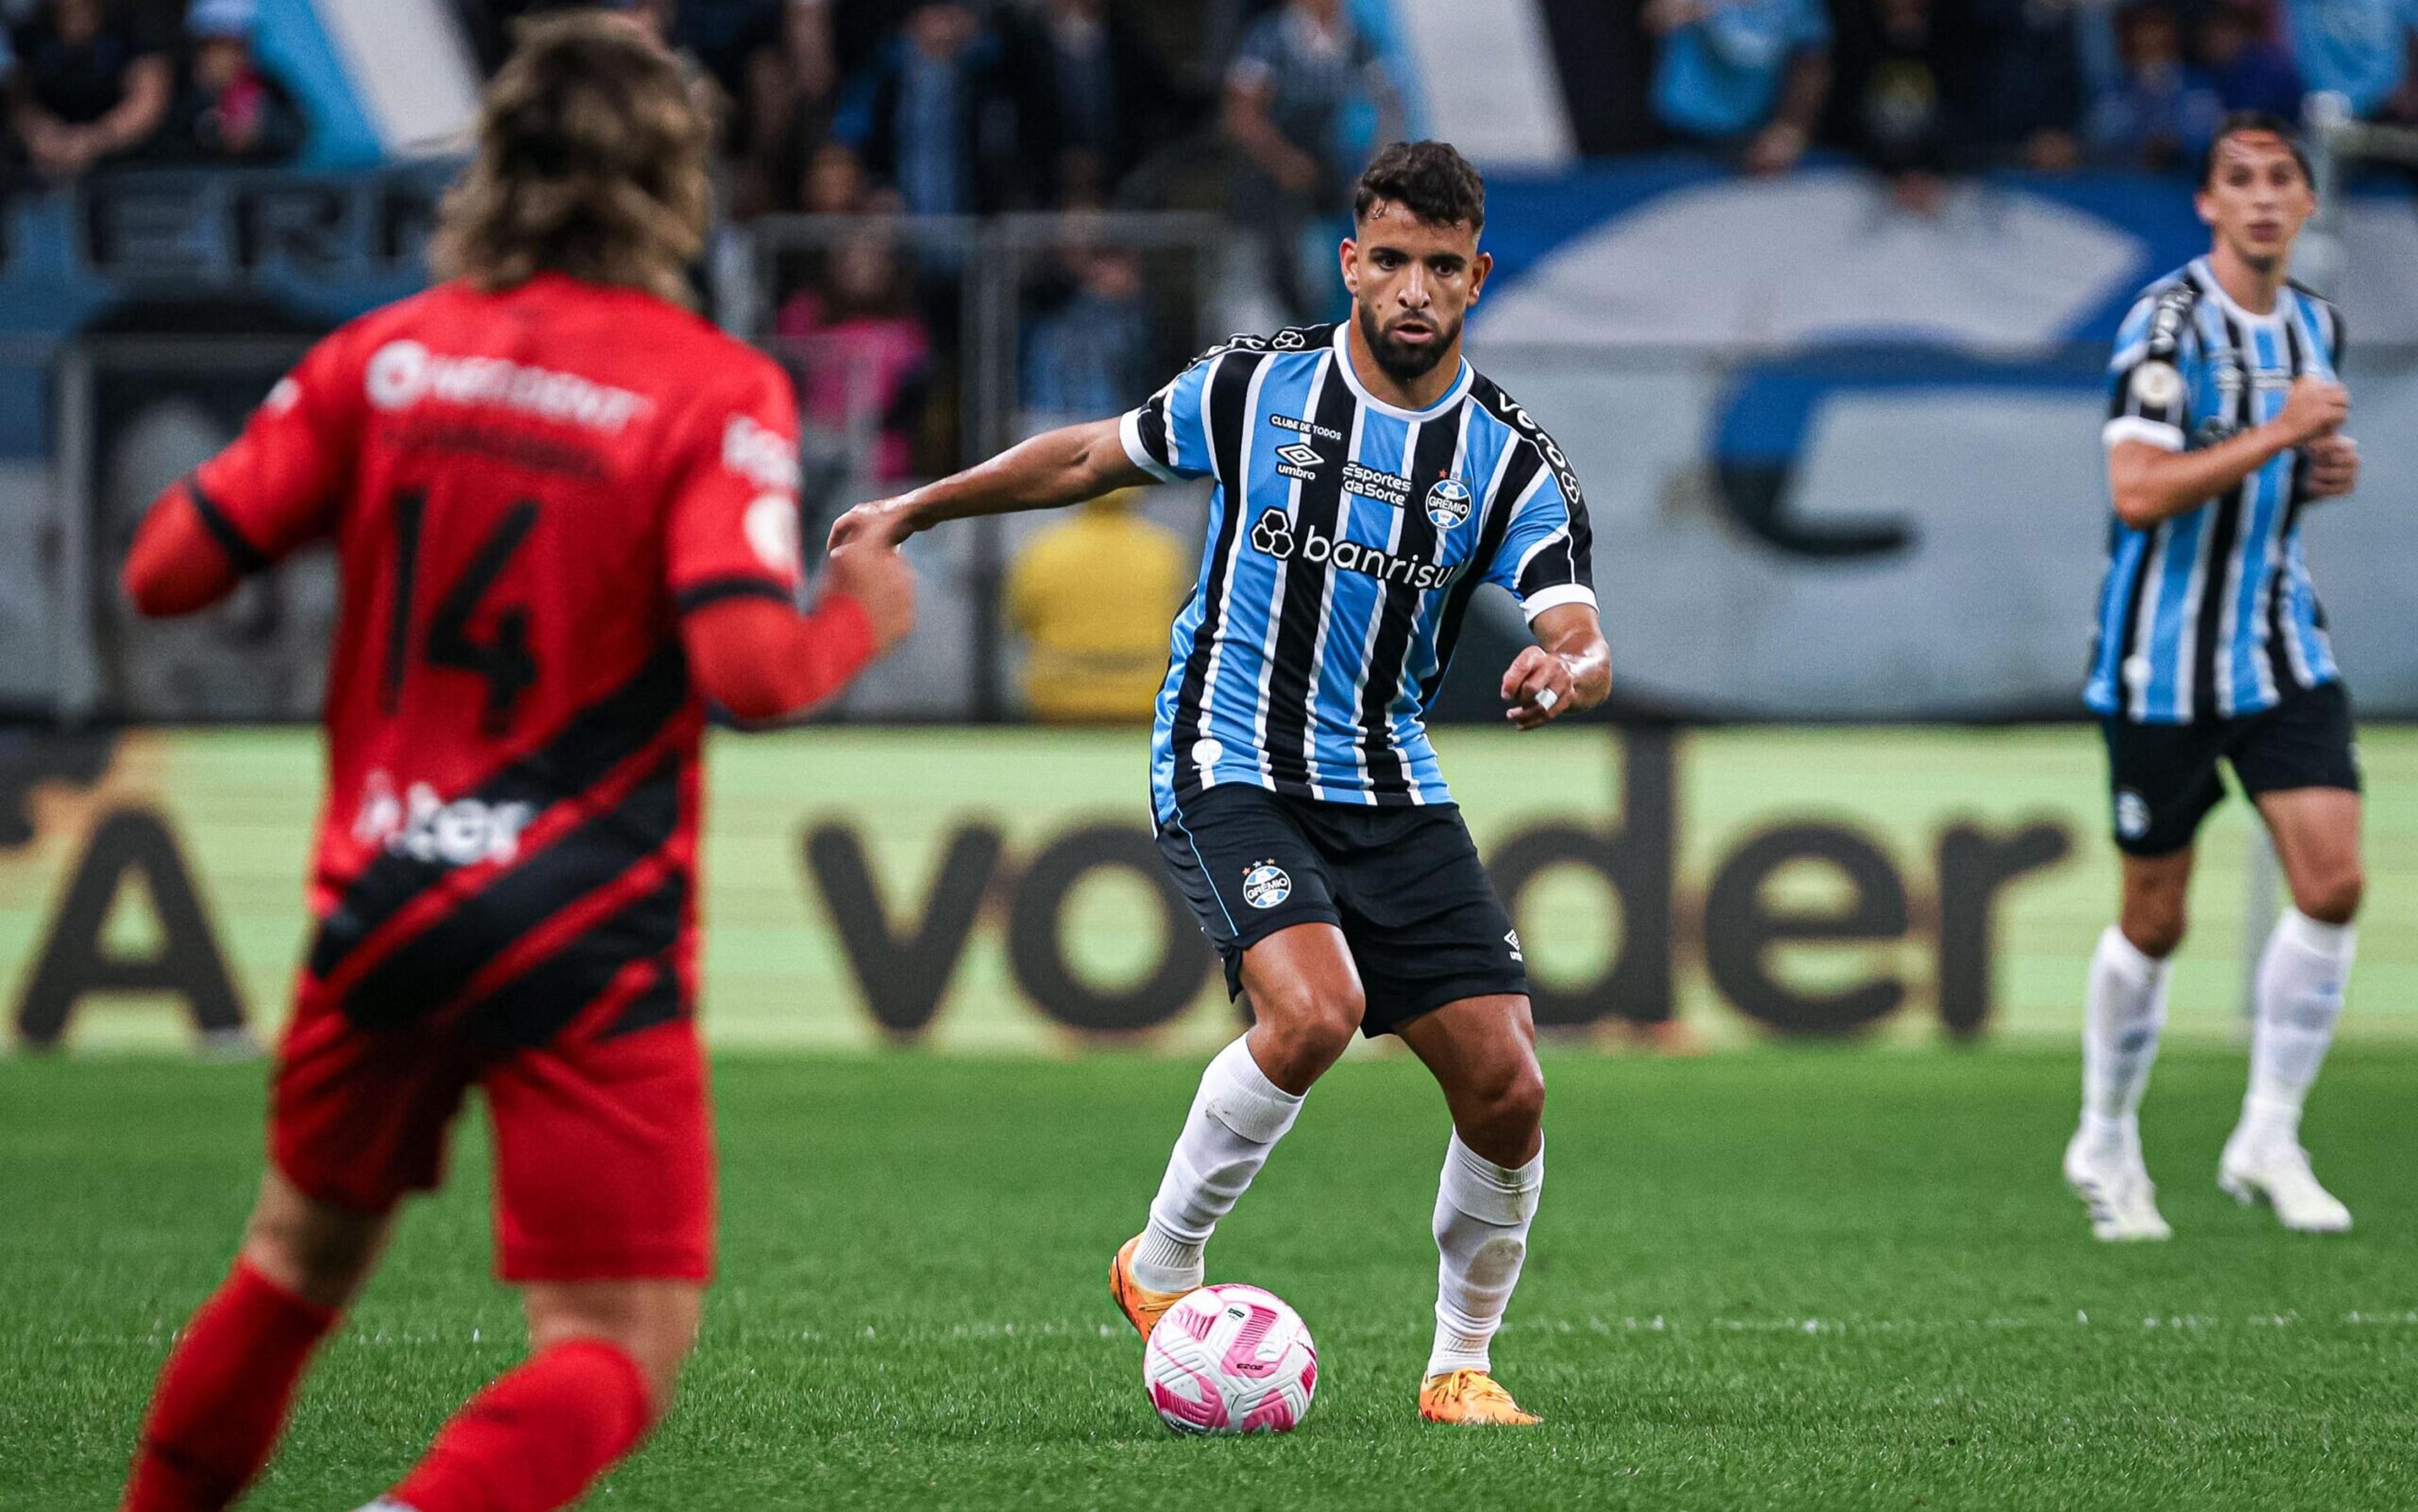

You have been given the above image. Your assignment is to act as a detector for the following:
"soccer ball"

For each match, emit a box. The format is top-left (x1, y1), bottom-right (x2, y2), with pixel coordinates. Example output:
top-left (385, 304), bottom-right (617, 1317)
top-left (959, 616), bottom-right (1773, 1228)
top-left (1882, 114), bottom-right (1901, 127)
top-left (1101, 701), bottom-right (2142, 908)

top-left (1142, 1283), bottom-right (1318, 1435)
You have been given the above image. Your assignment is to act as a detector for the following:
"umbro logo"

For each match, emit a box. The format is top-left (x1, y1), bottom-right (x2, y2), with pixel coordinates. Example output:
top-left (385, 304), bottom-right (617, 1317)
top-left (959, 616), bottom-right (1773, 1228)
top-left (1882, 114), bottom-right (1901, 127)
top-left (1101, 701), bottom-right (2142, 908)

top-left (1274, 441), bottom-right (1323, 482)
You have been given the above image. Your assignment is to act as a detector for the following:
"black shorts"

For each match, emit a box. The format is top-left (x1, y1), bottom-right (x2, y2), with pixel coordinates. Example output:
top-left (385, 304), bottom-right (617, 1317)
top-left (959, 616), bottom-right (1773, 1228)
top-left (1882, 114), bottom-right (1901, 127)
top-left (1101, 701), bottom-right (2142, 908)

top-left (1155, 783), bottom-right (1527, 1038)
top-left (2103, 680), bottom-right (2361, 856)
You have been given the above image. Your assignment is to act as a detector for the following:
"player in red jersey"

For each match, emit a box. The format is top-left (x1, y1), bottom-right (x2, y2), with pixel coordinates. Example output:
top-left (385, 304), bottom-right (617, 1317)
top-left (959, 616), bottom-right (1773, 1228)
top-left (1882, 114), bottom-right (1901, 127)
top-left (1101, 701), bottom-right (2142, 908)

top-left (112, 18), bottom-right (912, 1512)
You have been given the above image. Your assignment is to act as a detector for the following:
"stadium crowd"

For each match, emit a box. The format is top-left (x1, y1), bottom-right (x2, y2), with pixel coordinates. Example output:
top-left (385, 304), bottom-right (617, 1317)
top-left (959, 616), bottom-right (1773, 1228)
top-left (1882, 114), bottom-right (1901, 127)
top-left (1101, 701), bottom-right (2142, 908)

top-left (2, 0), bottom-right (2410, 485)
top-left (3, 0), bottom-right (301, 177)
top-left (11, 1), bottom-right (2410, 207)
top-left (1637, 0), bottom-right (2418, 207)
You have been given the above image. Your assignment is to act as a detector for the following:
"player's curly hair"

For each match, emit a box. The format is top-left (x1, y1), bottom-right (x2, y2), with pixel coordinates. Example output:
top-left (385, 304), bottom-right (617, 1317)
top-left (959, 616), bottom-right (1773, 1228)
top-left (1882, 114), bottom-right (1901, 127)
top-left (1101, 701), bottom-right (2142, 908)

top-left (430, 13), bottom-right (712, 307)
top-left (1354, 141), bottom-right (1486, 234)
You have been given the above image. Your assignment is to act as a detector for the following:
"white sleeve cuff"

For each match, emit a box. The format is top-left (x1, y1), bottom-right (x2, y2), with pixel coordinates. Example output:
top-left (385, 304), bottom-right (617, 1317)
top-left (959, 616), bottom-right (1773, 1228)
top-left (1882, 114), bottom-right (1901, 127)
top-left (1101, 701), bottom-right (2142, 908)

top-left (1519, 583), bottom-right (1597, 622)
top-left (2103, 416), bottom-right (2186, 453)
top-left (1120, 408), bottom-right (1181, 484)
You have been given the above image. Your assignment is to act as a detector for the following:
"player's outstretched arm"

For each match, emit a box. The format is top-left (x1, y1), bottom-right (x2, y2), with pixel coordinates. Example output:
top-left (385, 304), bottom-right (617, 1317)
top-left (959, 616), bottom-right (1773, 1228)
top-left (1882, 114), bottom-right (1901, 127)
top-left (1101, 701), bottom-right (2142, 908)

top-left (827, 418), bottom-right (1152, 552)
top-left (2109, 375), bottom-right (2346, 529)
top-left (1501, 603), bottom-right (1611, 732)
top-left (123, 482), bottom-right (245, 617)
top-left (684, 543), bottom-right (916, 724)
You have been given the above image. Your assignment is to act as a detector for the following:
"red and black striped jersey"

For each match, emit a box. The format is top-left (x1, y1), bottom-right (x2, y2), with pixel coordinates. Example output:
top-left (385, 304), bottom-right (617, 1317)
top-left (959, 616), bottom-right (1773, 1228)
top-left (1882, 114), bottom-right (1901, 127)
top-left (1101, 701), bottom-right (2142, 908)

top-left (182, 273), bottom-right (808, 1042)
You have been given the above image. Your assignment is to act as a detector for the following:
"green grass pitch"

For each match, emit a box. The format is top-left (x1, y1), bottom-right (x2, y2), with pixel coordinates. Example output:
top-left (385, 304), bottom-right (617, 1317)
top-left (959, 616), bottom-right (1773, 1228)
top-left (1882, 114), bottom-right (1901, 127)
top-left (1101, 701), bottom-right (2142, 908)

top-left (4, 1047), bottom-right (2414, 1509)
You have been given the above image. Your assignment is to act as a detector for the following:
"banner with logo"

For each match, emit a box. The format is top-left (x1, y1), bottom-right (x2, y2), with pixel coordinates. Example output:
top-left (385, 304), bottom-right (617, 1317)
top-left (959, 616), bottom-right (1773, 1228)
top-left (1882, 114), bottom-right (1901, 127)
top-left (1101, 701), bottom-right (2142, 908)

top-left (1467, 162), bottom-right (2418, 720)
top-left (6, 724), bottom-right (2412, 1055)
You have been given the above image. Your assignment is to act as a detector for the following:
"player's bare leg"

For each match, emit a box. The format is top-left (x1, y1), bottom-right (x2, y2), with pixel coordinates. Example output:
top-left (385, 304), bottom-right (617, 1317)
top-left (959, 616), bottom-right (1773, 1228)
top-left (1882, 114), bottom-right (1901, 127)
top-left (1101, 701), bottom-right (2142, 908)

top-left (1113, 924), bottom-right (1358, 1334)
top-left (2222, 788), bottom-right (2361, 1232)
top-left (2067, 850), bottom-right (2189, 1242)
top-left (122, 1171), bottom-right (392, 1511)
top-left (373, 1280), bottom-right (700, 1512)
top-left (1399, 994), bottom-right (1545, 1426)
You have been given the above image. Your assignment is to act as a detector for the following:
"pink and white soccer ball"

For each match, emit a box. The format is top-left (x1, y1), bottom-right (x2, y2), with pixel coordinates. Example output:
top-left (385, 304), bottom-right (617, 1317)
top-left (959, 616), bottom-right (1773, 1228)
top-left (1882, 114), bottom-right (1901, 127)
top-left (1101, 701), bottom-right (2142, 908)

top-left (1142, 1283), bottom-right (1318, 1435)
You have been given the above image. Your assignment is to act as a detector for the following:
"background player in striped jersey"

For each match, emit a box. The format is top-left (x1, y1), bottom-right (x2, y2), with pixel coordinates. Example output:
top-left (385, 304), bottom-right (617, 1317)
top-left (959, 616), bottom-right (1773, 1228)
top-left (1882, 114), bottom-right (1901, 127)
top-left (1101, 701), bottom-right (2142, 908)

top-left (113, 20), bottom-right (912, 1512)
top-left (2069, 113), bottom-right (2364, 1242)
top-left (832, 141), bottom-right (1606, 1424)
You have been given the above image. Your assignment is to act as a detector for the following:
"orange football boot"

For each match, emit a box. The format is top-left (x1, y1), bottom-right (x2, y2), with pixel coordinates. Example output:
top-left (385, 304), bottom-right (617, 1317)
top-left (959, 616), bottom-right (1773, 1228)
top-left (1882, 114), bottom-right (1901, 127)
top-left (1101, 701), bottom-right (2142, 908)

top-left (1108, 1234), bottom-right (1195, 1338)
top-left (1419, 1368), bottom-right (1543, 1426)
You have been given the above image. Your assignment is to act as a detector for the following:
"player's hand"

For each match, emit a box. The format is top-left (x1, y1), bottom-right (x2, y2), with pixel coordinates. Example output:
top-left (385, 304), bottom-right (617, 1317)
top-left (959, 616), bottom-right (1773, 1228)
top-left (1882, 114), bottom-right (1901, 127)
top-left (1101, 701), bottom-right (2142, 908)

top-left (827, 497), bottom-right (917, 554)
top-left (824, 542), bottom-right (916, 652)
top-left (2305, 433), bottom-right (2360, 499)
top-left (2276, 376), bottom-right (2349, 445)
top-left (1501, 646), bottom-right (1576, 731)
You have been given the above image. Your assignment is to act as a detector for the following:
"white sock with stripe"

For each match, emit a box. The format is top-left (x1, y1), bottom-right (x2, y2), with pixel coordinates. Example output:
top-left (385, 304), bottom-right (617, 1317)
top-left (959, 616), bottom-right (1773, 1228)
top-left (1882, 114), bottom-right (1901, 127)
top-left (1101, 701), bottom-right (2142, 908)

top-left (1132, 1035), bottom-right (1305, 1293)
top-left (2079, 925), bottom-right (2169, 1154)
top-left (1427, 1132), bottom-right (1543, 1379)
top-left (2239, 909), bottom-right (2354, 1149)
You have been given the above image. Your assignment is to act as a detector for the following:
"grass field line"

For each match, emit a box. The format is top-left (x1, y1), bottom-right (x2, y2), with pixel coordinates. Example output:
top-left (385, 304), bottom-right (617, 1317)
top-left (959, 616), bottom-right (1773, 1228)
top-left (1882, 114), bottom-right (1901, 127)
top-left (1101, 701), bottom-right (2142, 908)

top-left (23, 1308), bottom-right (2418, 1356)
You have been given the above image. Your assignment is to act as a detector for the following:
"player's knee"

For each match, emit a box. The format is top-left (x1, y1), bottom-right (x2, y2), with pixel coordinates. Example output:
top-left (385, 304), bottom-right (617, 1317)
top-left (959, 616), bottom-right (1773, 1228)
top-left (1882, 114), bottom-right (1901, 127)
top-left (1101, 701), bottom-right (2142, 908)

top-left (240, 1178), bottom-right (387, 1308)
top-left (526, 1282), bottom-right (701, 1414)
top-left (1252, 979), bottom-right (1364, 1073)
top-left (2293, 864), bottom-right (2363, 926)
top-left (1463, 1059), bottom-right (1544, 1161)
top-left (2119, 900), bottom-right (2187, 959)
top-left (1496, 1060), bottom-right (1546, 1135)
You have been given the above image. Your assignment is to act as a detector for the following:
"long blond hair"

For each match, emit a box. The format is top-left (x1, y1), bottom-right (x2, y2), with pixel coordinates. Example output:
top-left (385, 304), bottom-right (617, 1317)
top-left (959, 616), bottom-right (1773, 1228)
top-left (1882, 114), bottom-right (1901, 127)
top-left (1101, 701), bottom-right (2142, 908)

top-left (430, 13), bottom-right (712, 307)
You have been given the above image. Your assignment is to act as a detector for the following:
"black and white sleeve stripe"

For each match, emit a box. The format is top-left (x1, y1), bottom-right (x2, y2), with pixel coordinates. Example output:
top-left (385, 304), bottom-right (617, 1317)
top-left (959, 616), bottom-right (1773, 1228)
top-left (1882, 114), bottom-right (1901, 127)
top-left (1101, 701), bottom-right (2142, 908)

top-left (2103, 285), bottom-right (2197, 453)
top-left (1120, 387), bottom-right (1181, 483)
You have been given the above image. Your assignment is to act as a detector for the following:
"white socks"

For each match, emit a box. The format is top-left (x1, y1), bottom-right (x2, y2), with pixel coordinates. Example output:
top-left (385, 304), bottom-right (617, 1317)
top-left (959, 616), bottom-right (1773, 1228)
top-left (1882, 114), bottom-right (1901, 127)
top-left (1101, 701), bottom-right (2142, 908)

top-left (1426, 1132), bottom-right (1543, 1379)
top-left (2080, 925), bottom-right (2170, 1152)
top-left (1131, 1036), bottom-right (1305, 1293)
top-left (2240, 909), bottom-right (2354, 1149)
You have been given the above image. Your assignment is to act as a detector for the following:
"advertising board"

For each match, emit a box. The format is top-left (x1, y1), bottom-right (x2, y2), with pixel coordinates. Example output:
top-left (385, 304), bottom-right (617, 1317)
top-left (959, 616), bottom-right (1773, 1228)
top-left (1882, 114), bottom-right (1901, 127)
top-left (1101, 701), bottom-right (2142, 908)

top-left (5, 725), bottom-right (2411, 1054)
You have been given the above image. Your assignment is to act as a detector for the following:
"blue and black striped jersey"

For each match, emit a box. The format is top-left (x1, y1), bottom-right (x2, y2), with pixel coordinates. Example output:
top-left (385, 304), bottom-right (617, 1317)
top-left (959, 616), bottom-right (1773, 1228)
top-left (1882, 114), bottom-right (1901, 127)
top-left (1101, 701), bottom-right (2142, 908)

top-left (2088, 258), bottom-right (2342, 724)
top-left (1121, 323), bottom-right (1594, 821)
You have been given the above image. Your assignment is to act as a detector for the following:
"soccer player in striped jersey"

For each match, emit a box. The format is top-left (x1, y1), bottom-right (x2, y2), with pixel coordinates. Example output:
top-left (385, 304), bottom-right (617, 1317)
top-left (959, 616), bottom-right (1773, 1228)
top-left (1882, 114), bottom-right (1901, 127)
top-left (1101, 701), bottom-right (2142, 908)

top-left (832, 140), bottom-right (1606, 1424)
top-left (2069, 113), bottom-right (2365, 1242)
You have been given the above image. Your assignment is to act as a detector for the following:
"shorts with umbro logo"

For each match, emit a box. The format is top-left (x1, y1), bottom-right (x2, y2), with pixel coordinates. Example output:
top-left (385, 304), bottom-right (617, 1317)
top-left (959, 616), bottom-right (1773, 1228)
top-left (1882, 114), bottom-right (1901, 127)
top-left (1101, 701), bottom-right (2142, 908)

top-left (1155, 782), bottom-right (1528, 1036)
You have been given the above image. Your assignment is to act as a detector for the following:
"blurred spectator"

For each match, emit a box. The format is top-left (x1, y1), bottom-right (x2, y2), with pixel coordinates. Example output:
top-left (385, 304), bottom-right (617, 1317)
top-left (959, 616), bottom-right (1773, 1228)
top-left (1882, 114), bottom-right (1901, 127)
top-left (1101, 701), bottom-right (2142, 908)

top-left (1222, 0), bottom-right (1400, 322)
top-left (775, 227), bottom-right (930, 482)
top-left (798, 137), bottom-right (879, 212)
top-left (1006, 487), bottom-right (1186, 724)
top-left (2088, 3), bottom-right (2222, 169)
top-left (1644, 0), bottom-right (1832, 175)
top-left (2200, 1), bottom-right (2303, 116)
top-left (1827, 0), bottom-right (1957, 206)
top-left (2288, 0), bottom-right (2414, 118)
top-left (156, 0), bottom-right (302, 165)
top-left (1020, 241), bottom-right (1150, 426)
top-left (664, 0), bottom-right (808, 213)
top-left (796, 0), bottom-right (922, 89)
top-left (831, 1), bottom-right (1019, 216)
top-left (8, 0), bottom-right (171, 180)
top-left (1001, 0), bottom-right (1178, 206)
top-left (1967, 0), bottom-right (2088, 172)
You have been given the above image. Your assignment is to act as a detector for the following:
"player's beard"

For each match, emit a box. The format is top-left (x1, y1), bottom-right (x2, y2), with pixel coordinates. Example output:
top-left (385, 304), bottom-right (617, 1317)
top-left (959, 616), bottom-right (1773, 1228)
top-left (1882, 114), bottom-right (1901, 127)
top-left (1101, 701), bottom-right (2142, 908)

top-left (1359, 302), bottom-right (1460, 384)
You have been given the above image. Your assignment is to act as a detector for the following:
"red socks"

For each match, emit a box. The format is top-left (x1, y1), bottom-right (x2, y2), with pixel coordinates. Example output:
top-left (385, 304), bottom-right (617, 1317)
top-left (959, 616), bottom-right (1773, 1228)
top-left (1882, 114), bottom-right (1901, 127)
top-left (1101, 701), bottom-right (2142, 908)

top-left (122, 1261), bottom-right (339, 1512)
top-left (389, 1339), bottom-right (656, 1512)
top-left (120, 1263), bottom-right (652, 1512)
